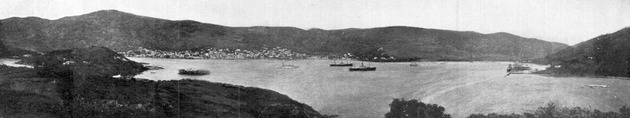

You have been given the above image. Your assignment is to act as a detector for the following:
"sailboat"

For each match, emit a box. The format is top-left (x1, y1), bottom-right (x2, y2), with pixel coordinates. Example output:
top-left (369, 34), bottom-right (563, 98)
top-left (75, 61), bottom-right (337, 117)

top-left (330, 60), bottom-right (353, 67)
top-left (349, 63), bottom-right (376, 71)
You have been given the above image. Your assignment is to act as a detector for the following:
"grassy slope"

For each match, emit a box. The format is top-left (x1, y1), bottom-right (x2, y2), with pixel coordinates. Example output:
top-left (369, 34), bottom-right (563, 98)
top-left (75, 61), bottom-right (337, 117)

top-left (0, 65), bottom-right (60, 118)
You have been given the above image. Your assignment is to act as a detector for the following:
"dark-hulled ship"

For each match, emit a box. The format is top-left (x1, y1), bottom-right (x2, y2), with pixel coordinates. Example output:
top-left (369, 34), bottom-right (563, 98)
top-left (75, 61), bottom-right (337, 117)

top-left (178, 69), bottom-right (210, 75)
top-left (349, 63), bottom-right (376, 71)
top-left (279, 62), bottom-right (299, 69)
top-left (330, 60), bottom-right (353, 67)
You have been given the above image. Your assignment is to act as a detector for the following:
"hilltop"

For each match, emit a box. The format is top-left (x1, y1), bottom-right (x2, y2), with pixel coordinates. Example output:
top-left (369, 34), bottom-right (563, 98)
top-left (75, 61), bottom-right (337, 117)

top-left (0, 10), bottom-right (568, 61)
top-left (541, 27), bottom-right (630, 77)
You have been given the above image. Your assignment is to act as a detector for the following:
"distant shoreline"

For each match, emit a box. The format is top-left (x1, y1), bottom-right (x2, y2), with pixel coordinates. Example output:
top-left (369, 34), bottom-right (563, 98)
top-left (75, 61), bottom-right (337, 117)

top-left (125, 56), bottom-right (521, 64)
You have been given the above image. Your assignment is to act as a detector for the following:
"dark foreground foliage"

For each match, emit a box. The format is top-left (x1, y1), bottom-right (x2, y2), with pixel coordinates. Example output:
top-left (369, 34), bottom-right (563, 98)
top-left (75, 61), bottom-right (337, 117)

top-left (385, 98), bottom-right (451, 118)
top-left (468, 102), bottom-right (630, 118)
top-left (0, 89), bottom-right (62, 118)
top-left (49, 75), bottom-right (328, 118)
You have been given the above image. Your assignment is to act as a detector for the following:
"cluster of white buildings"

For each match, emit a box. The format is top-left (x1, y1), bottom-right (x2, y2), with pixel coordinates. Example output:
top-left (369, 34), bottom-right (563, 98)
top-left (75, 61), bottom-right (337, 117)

top-left (120, 47), bottom-right (310, 59)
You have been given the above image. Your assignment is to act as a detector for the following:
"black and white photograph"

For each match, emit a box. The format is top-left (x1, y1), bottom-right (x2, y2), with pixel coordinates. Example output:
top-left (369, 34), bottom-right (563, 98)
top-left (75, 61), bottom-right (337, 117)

top-left (1, 0), bottom-right (630, 118)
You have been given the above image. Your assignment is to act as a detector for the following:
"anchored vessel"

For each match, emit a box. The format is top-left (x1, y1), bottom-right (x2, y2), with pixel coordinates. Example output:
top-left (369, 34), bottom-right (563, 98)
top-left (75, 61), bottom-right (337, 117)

top-left (178, 69), bottom-right (210, 75)
top-left (330, 60), bottom-right (353, 67)
top-left (280, 62), bottom-right (299, 69)
top-left (349, 63), bottom-right (376, 71)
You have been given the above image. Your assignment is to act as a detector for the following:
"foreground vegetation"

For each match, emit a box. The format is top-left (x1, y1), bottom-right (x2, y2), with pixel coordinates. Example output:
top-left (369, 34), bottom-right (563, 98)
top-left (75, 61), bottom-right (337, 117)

top-left (468, 103), bottom-right (630, 118)
top-left (385, 98), bottom-right (451, 118)
top-left (384, 98), bottom-right (630, 118)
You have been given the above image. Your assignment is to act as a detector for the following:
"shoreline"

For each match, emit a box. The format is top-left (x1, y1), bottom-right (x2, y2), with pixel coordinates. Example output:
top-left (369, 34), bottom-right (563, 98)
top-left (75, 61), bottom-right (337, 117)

top-left (532, 72), bottom-right (630, 80)
top-left (124, 56), bottom-right (524, 63)
top-left (0, 58), bottom-right (33, 68)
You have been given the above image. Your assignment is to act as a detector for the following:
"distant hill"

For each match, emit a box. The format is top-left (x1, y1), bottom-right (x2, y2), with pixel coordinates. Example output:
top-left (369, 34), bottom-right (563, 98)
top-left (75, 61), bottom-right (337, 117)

top-left (542, 27), bottom-right (630, 77)
top-left (0, 10), bottom-right (568, 61)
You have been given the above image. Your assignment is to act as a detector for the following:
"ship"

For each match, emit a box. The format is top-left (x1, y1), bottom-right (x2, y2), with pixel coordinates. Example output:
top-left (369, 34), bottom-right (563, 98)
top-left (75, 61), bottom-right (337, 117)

top-left (178, 69), bottom-right (210, 75)
top-left (279, 62), bottom-right (299, 69)
top-left (330, 60), bottom-right (353, 67)
top-left (349, 63), bottom-right (376, 71)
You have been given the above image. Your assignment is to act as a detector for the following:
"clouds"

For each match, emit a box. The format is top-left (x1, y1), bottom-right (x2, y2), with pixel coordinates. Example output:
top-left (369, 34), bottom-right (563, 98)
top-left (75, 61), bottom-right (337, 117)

top-left (1, 0), bottom-right (629, 45)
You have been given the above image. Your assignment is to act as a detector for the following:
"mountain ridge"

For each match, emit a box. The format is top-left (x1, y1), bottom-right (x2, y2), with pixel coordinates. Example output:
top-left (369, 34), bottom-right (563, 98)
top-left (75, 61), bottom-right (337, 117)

top-left (0, 10), bottom-right (569, 61)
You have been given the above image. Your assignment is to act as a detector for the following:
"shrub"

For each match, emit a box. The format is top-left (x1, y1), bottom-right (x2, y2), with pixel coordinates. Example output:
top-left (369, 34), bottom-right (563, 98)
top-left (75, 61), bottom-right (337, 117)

top-left (467, 102), bottom-right (630, 118)
top-left (385, 98), bottom-right (451, 118)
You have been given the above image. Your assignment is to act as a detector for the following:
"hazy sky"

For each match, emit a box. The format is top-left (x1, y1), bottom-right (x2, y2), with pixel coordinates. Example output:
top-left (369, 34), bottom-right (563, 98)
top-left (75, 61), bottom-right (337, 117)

top-left (2, 0), bottom-right (629, 45)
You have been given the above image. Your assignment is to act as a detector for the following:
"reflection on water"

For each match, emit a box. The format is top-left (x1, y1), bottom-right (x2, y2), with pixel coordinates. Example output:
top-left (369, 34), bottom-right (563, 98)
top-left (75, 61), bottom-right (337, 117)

top-left (128, 57), bottom-right (630, 118)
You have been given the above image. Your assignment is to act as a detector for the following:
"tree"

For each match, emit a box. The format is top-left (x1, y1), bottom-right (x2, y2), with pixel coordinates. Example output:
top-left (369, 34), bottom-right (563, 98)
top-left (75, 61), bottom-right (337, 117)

top-left (385, 98), bottom-right (451, 118)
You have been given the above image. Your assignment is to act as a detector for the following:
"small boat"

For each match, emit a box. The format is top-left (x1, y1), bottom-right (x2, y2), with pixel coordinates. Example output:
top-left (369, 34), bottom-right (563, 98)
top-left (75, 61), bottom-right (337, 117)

top-left (112, 75), bottom-right (122, 78)
top-left (279, 62), bottom-right (299, 69)
top-left (146, 66), bottom-right (164, 70)
top-left (587, 84), bottom-right (608, 88)
top-left (409, 63), bottom-right (418, 66)
top-left (330, 60), bottom-right (353, 67)
top-left (349, 63), bottom-right (376, 71)
top-left (178, 69), bottom-right (210, 75)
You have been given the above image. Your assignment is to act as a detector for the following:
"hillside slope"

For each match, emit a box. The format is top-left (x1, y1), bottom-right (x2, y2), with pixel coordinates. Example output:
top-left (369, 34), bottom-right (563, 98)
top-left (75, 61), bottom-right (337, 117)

top-left (0, 10), bottom-right (568, 61)
top-left (0, 40), bottom-right (7, 57)
top-left (542, 27), bottom-right (630, 77)
top-left (0, 40), bottom-right (36, 58)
